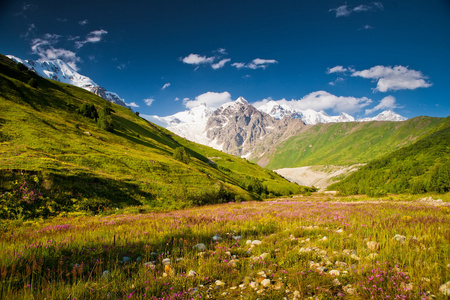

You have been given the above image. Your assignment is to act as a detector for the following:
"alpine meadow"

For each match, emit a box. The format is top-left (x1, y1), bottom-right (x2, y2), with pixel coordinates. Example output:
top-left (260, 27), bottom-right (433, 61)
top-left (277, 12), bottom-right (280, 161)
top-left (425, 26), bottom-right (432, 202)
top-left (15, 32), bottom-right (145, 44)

top-left (0, 0), bottom-right (450, 299)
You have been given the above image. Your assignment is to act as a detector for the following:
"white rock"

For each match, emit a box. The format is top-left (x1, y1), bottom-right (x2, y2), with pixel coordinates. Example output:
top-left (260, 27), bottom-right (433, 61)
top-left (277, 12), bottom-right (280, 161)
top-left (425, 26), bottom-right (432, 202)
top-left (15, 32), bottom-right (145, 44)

top-left (232, 235), bottom-right (241, 241)
top-left (440, 281), bottom-right (450, 295)
top-left (215, 280), bottom-right (225, 286)
top-left (102, 270), bottom-right (110, 278)
top-left (261, 279), bottom-right (271, 287)
top-left (366, 241), bottom-right (379, 251)
top-left (122, 256), bottom-right (131, 263)
top-left (186, 270), bottom-right (196, 277)
top-left (252, 240), bottom-right (262, 245)
top-left (162, 258), bottom-right (171, 265)
top-left (246, 240), bottom-right (252, 246)
top-left (393, 234), bottom-right (406, 243)
top-left (249, 281), bottom-right (259, 289)
top-left (332, 278), bottom-right (341, 286)
top-left (322, 236), bottom-right (328, 241)
top-left (144, 262), bottom-right (155, 269)
top-left (212, 234), bottom-right (223, 242)
top-left (329, 270), bottom-right (340, 276)
top-left (193, 243), bottom-right (207, 251)
top-left (350, 254), bottom-right (360, 260)
top-left (367, 253), bottom-right (378, 260)
top-left (259, 253), bottom-right (269, 260)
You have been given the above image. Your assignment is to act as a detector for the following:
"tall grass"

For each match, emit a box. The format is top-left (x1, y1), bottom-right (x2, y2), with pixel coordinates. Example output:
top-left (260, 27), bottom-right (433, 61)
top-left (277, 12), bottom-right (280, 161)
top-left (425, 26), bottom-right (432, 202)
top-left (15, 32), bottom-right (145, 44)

top-left (0, 194), bottom-right (448, 299)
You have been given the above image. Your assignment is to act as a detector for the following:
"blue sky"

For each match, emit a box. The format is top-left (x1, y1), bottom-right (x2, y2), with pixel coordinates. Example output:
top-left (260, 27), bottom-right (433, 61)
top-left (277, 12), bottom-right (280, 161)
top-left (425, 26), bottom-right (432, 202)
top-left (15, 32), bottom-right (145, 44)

top-left (0, 0), bottom-right (449, 118)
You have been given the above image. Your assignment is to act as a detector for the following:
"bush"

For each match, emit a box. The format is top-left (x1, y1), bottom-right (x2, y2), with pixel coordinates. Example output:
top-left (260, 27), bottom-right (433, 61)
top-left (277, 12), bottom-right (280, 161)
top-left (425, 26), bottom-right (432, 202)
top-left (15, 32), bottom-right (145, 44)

top-left (16, 62), bottom-right (28, 72)
top-left (173, 147), bottom-right (191, 164)
top-left (28, 78), bottom-right (38, 88)
top-left (77, 103), bottom-right (99, 121)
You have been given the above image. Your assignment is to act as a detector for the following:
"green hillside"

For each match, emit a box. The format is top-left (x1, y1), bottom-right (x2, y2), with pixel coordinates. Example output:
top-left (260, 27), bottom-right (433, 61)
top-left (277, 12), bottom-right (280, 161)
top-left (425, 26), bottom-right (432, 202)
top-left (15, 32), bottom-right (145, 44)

top-left (329, 120), bottom-right (450, 195)
top-left (0, 54), bottom-right (312, 219)
top-left (260, 117), bottom-right (446, 169)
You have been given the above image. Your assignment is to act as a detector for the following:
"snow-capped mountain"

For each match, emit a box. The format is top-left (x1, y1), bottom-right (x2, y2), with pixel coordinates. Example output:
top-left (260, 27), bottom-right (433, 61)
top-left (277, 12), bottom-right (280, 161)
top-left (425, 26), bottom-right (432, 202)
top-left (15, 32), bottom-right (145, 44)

top-left (6, 55), bottom-right (128, 107)
top-left (143, 97), bottom-right (408, 158)
top-left (143, 104), bottom-right (214, 146)
top-left (256, 100), bottom-right (355, 124)
top-left (357, 110), bottom-right (407, 122)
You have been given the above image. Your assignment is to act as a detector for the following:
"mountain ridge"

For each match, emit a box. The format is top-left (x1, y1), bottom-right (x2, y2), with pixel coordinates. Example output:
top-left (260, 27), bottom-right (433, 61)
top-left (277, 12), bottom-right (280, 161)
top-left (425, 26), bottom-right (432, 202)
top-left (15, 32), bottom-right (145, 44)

top-left (6, 55), bottom-right (129, 108)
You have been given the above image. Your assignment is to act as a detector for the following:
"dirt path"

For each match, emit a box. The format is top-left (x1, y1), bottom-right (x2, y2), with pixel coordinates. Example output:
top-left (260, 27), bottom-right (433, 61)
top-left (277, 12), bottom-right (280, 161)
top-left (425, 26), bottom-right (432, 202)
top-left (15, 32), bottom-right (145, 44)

top-left (274, 165), bottom-right (362, 190)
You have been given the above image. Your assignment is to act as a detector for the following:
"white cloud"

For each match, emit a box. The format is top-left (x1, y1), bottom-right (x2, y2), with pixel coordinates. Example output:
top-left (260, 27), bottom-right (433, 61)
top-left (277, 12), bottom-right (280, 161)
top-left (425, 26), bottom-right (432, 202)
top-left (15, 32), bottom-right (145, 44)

top-left (330, 2), bottom-right (383, 17)
top-left (365, 95), bottom-right (398, 115)
top-left (215, 48), bottom-right (227, 55)
top-left (174, 97), bottom-right (180, 101)
top-left (327, 66), bottom-right (348, 74)
top-left (329, 77), bottom-right (345, 86)
top-left (212, 58), bottom-right (231, 69)
top-left (183, 91), bottom-right (232, 109)
top-left (75, 29), bottom-right (108, 48)
top-left (31, 34), bottom-right (81, 70)
top-left (232, 58), bottom-right (278, 70)
top-left (253, 91), bottom-right (372, 114)
top-left (144, 98), bottom-right (155, 106)
top-left (162, 83), bottom-right (171, 90)
top-left (181, 53), bottom-right (215, 65)
top-left (351, 65), bottom-right (432, 92)
top-left (79, 19), bottom-right (88, 26)
top-left (126, 102), bottom-right (140, 108)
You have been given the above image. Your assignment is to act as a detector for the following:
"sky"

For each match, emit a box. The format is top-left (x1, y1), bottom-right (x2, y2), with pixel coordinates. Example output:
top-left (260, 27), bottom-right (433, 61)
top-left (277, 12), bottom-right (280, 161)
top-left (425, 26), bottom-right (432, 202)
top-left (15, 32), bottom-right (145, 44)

top-left (0, 0), bottom-right (449, 119)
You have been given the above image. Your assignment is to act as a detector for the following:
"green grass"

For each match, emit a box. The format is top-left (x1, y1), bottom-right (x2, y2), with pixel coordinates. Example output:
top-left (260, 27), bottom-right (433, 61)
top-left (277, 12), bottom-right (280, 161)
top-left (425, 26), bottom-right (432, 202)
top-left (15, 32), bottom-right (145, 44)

top-left (0, 54), bottom-right (312, 218)
top-left (0, 194), bottom-right (448, 299)
top-left (260, 117), bottom-right (447, 169)
top-left (329, 122), bottom-right (450, 195)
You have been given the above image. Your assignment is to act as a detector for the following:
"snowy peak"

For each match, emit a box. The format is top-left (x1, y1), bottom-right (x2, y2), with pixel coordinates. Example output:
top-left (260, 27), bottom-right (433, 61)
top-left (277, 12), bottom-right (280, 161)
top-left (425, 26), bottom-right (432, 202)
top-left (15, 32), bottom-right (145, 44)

top-left (6, 55), bottom-right (128, 107)
top-left (358, 110), bottom-right (407, 122)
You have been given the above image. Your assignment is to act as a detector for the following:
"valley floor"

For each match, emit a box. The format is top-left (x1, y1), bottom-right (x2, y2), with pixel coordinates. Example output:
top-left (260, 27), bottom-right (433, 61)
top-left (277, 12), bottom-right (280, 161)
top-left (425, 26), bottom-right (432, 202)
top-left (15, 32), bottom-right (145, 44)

top-left (0, 193), bottom-right (449, 299)
top-left (275, 165), bottom-right (362, 190)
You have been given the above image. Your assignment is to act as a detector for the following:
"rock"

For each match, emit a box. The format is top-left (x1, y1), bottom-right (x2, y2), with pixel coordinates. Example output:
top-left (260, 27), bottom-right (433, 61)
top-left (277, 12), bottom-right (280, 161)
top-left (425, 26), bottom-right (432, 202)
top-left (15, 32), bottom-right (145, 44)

top-left (215, 280), bottom-right (225, 286)
top-left (122, 256), bottom-right (131, 263)
top-left (83, 131), bottom-right (92, 136)
top-left (176, 257), bottom-right (184, 262)
top-left (335, 261), bottom-right (348, 267)
top-left (366, 241), bottom-right (379, 251)
top-left (212, 234), bottom-right (223, 242)
top-left (136, 256), bottom-right (142, 263)
top-left (144, 262), bottom-right (155, 269)
top-left (329, 270), bottom-right (340, 276)
top-left (274, 281), bottom-right (283, 290)
top-left (439, 281), bottom-right (450, 295)
top-left (261, 279), bottom-right (271, 287)
top-left (335, 228), bottom-right (343, 234)
top-left (350, 254), bottom-right (360, 260)
top-left (332, 278), bottom-right (341, 286)
top-left (232, 235), bottom-right (241, 241)
top-left (162, 258), bottom-right (171, 265)
top-left (322, 236), bottom-right (328, 241)
top-left (252, 240), bottom-right (262, 245)
top-left (367, 253), bottom-right (378, 260)
top-left (393, 234), bottom-right (406, 243)
top-left (246, 240), bottom-right (252, 246)
top-left (102, 270), bottom-right (110, 278)
top-left (187, 270), bottom-right (197, 277)
top-left (317, 266), bottom-right (328, 272)
top-left (289, 234), bottom-right (296, 241)
top-left (249, 281), bottom-right (259, 289)
top-left (259, 253), bottom-right (269, 260)
top-left (193, 243), bottom-right (207, 251)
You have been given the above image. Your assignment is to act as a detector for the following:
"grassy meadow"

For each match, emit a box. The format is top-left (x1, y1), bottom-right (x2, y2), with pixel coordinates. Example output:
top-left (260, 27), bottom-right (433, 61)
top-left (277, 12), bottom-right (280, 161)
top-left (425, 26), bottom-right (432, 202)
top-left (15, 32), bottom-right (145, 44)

top-left (1, 193), bottom-right (449, 299)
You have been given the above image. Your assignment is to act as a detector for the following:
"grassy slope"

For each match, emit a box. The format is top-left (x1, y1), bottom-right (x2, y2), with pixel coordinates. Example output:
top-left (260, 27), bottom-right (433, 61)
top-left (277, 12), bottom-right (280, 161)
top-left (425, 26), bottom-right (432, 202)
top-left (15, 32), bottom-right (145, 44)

top-left (261, 117), bottom-right (446, 169)
top-left (0, 54), bottom-right (309, 217)
top-left (328, 120), bottom-right (450, 195)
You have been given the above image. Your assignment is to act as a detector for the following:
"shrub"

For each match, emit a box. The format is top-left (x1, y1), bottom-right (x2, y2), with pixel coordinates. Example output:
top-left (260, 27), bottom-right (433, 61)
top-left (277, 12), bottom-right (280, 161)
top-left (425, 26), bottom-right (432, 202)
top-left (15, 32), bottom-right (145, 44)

top-left (27, 78), bottom-right (38, 88)
top-left (77, 103), bottom-right (99, 121)
top-left (173, 147), bottom-right (191, 164)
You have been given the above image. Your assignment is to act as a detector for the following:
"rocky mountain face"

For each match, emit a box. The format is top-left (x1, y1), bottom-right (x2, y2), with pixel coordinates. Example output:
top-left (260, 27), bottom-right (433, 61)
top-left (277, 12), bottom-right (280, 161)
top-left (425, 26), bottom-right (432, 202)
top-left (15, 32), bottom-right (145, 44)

top-left (205, 97), bottom-right (279, 157)
top-left (143, 97), bottom-right (408, 158)
top-left (6, 55), bottom-right (128, 107)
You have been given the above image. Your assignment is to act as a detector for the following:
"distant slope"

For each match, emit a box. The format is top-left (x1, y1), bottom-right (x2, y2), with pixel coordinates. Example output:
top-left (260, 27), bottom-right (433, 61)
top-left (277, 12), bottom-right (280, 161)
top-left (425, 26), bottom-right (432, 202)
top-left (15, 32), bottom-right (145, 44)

top-left (258, 117), bottom-right (446, 169)
top-left (0, 54), bottom-right (311, 218)
top-left (328, 120), bottom-right (450, 195)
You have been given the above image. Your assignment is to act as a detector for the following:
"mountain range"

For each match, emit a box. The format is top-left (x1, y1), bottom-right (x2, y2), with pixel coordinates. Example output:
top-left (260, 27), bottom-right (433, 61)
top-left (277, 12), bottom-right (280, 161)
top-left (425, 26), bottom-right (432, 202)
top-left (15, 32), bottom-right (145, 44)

top-left (6, 55), bottom-right (408, 160)
top-left (144, 96), bottom-right (406, 158)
